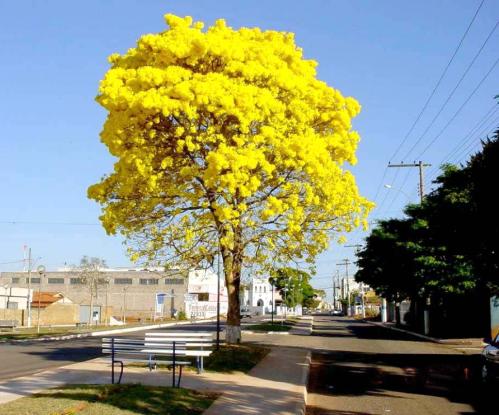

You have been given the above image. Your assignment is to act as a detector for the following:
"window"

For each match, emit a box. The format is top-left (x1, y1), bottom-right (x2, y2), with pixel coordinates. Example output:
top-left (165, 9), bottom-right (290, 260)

top-left (48, 278), bottom-right (65, 284)
top-left (198, 293), bottom-right (209, 301)
top-left (29, 277), bottom-right (40, 284)
top-left (140, 278), bottom-right (158, 285)
top-left (165, 278), bottom-right (184, 285)
top-left (70, 278), bottom-right (84, 285)
top-left (114, 278), bottom-right (133, 285)
top-left (11, 278), bottom-right (20, 284)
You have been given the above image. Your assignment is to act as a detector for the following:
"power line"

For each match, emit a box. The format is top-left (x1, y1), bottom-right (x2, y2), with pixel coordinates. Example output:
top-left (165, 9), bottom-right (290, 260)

top-left (401, 20), bottom-right (499, 161)
top-left (0, 259), bottom-right (25, 265)
top-left (423, 106), bottom-right (499, 183)
top-left (424, 117), bottom-right (499, 189)
top-left (416, 56), bottom-right (499, 159)
top-left (388, 0), bottom-right (486, 163)
top-left (371, 0), bottom-right (485, 206)
top-left (0, 221), bottom-right (101, 226)
top-left (436, 103), bottom-right (499, 167)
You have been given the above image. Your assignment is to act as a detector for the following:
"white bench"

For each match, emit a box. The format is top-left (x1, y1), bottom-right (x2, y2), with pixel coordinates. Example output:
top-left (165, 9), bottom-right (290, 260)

top-left (102, 337), bottom-right (189, 387)
top-left (145, 332), bottom-right (215, 373)
top-left (0, 320), bottom-right (17, 331)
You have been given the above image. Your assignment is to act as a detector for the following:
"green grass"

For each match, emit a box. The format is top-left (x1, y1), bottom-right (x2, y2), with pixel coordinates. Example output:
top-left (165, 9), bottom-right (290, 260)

top-left (202, 344), bottom-right (270, 373)
top-left (0, 323), bottom-right (168, 341)
top-left (0, 384), bottom-right (217, 415)
top-left (245, 322), bottom-right (293, 332)
top-left (146, 344), bottom-right (269, 374)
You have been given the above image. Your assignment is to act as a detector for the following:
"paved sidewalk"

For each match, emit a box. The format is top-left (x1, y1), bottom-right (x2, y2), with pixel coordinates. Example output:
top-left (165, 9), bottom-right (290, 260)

top-left (0, 345), bottom-right (310, 414)
top-left (366, 320), bottom-right (487, 347)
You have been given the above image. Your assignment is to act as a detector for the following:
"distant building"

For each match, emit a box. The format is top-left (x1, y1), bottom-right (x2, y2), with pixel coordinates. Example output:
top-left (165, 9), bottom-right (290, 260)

top-left (240, 277), bottom-right (276, 313)
top-left (0, 267), bottom-right (227, 322)
top-left (0, 286), bottom-right (31, 310)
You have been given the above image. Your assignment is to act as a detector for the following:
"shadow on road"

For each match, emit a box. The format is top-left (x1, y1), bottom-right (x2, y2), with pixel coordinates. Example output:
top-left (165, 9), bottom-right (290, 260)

top-left (307, 349), bottom-right (494, 414)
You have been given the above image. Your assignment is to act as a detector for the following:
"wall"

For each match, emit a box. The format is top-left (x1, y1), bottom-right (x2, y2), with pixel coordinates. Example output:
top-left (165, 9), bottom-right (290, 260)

top-left (31, 303), bottom-right (79, 325)
top-left (0, 309), bottom-right (24, 325)
top-left (0, 271), bottom-right (188, 320)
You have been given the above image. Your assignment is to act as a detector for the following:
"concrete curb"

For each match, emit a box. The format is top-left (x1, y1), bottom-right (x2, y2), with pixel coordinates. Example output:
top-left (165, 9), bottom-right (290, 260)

top-left (242, 330), bottom-right (290, 335)
top-left (300, 351), bottom-right (312, 415)
top-left (365, 320), bottom-right (487, 346)
top-left (0, 319), bottom-right (217, 344)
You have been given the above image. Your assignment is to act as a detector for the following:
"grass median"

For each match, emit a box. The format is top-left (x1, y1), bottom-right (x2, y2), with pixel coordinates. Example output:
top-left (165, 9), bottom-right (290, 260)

top-left (244, 321), bottom-right (294, 332)
top-left (0, 321), bottom-right (175, 341)
top-left (0, 384), bottom-right (217, 415)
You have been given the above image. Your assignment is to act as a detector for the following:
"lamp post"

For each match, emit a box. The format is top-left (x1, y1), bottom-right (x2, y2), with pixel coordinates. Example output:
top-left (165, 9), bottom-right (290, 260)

top-left (122, 285), bottom-right (129, 324)
top-left (216, 253), bottom-right (221, 350)
top-left (36, 265), bottom-right (45, 334)
top-left (269, 278), bottom-right (275, 326)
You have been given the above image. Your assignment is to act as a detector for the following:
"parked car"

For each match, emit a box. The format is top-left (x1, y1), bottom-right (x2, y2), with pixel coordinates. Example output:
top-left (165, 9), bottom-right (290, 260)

top-left (481, 332), bottom-right (499, 383)
top-left (240, 307), bottom-right (253, 318)
top-left (332, 309), bottom-right (344, 316)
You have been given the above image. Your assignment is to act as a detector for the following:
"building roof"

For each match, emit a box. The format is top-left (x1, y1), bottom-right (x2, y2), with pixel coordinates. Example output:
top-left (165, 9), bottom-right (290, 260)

top-left (31, 292), bottom-right (67, 308)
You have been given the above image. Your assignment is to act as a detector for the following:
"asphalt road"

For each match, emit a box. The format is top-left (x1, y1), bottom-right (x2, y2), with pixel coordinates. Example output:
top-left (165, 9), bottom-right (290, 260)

top-left (306, 315), bottom-right (493, 415)
top-left (0, 316), bottom-right (268, 382)
top-left (0, 321), bottom-right (218, 381)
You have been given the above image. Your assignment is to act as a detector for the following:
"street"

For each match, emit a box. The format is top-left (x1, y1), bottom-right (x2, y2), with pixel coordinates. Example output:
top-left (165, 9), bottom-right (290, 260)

top-left (306, 315), bottom-right (493, 415)
top-left (0, 317), bottom-right (274, 382)
top-left (0, 321), bottom-right (222, 381)
top-left (0, 316), bottom-right (495, 414)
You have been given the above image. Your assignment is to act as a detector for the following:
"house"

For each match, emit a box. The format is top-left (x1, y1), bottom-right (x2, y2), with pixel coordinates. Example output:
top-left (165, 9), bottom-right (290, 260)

top-left (30, 291), bottom-right (81, 325)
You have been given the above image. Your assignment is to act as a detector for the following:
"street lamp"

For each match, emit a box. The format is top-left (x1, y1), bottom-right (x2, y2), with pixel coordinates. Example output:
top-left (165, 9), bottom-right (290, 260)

top-left (122, 285), bottom-right (129, 325)
top-left (269, 277), bottom-right (275, 326)
top-left (383, 184), bottom-right (412, 202)
top-left (216, 253), bottom-right (221, 350)
top-left (36, 265), bottom-right (45, 334)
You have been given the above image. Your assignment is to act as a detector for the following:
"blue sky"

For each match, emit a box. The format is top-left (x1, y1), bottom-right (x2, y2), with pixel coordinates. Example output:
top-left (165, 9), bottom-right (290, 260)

top-left (0, 1), bottom-right (497, 296)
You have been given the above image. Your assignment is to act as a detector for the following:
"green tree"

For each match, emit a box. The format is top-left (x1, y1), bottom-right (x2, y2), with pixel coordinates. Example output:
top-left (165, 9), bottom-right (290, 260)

top-left (72, 256), bottom-right (108, 325)
top-left (269, 267), bottom-right (317, 308)
top-left (88, 15), bottom-right (371, 342)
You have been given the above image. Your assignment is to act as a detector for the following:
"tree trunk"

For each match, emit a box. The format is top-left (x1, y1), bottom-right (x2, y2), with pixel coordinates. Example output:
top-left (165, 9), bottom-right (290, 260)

top-left (223, 248), bottom-right (242, 344)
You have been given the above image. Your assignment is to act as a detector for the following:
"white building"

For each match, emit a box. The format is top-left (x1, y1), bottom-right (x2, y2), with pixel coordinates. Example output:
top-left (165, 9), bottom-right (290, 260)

top-left (240, 277), bottom-right (276, 313)
top-left (185, 269), bottom-right (228, 319)
top-left (0, 286), bottom-right (32, 310)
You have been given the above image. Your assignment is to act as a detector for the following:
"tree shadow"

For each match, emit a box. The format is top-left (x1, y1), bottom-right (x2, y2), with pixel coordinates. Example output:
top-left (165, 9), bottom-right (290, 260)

top-left (308, 350), bottom-right (495, 414)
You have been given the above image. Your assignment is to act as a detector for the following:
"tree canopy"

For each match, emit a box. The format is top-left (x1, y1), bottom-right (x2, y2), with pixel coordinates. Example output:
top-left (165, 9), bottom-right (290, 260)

top-left (269, 267), bottom-right (319, 308)
top-left (356, 126), bottom-right (499, 334)
top-left (88, 14), bottom-right (372, 342)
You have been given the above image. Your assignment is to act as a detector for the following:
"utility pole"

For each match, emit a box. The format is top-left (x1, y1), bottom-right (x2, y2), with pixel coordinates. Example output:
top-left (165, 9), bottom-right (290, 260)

top-left (337, 259), bottom-right (351, 316)
top-left (345, 244), bottom-right (364, 318)
top-left (388, 160), bottom-right (432, 334)
top-left (387, 161), bottom-right (432, 203)
top-left (332, 272), bottom-right (336, 310)
top-left (27, 248), bottom-right (32, 328)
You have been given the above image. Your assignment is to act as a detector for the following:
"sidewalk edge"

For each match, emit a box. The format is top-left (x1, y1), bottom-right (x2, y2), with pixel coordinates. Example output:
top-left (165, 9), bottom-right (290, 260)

top-left (1, 319), bottom-right (216, 344)
top-left (364, 320), bottom-right (487, 346)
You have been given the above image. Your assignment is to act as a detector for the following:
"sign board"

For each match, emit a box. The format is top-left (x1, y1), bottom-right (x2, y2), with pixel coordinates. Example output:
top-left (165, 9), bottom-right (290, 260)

top-left (184, 293), bottom-right (197, 302)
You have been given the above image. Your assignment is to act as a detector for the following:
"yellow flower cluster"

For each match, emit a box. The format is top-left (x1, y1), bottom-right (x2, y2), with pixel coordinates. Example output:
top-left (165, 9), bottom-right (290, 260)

top-left (88, 14), bottom-right (373, 268)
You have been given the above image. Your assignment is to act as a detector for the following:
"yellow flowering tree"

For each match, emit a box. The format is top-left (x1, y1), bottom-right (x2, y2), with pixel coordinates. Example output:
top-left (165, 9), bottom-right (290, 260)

top-left (88, 14), bottom-right (373, 342)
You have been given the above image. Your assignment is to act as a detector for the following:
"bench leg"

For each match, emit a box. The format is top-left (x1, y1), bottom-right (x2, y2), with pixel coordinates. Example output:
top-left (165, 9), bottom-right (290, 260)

top-left (117, 361), bottom-right (124, 384)
top-left (112, 360), bottom-right (124, 384)
top-left (177, 366), bottom-right (183, 388)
